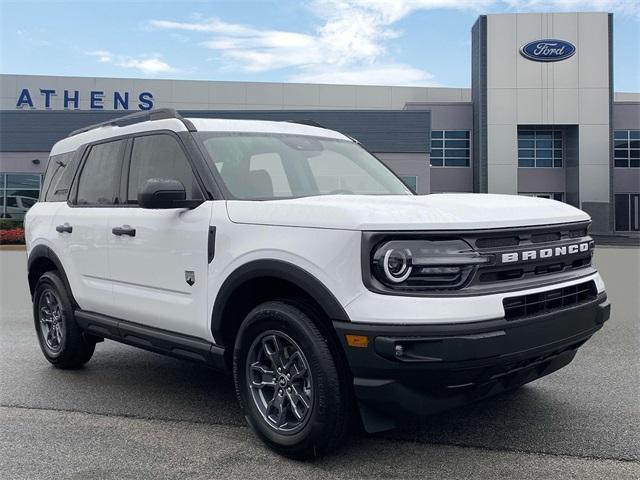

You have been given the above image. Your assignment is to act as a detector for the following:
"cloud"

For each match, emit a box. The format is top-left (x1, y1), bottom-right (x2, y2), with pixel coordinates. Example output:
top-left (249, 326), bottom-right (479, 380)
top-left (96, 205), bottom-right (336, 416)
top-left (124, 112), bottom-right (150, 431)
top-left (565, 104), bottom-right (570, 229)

top-left (86, 50), bottom-right (114, 63)
top-left (149, 18), bottom-right (256, 35)
top-left (118, 57), bottom-right (175, 74)
top-left (149, 4), bottom-right (437, 84)
top-left (148, 0), bottom-right (640, 85)
top-left (85, 51), bottom-right (175, 74)
top-left (290, 64), bottom-right (439, 86)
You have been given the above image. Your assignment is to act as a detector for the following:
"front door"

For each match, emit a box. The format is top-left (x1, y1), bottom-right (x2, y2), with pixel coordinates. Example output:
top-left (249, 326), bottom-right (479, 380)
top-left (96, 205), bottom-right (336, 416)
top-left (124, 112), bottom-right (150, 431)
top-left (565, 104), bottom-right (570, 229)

top-left (104, 133), bottom-right (211, 339)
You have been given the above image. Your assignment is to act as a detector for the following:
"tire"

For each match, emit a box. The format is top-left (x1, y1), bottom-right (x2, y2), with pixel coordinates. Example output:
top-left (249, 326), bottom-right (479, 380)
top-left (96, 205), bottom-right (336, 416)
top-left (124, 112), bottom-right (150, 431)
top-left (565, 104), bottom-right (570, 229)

top-left (33, 271), bottom-right (95, 369)
top-left (233, 299), bottom-right (352, 459)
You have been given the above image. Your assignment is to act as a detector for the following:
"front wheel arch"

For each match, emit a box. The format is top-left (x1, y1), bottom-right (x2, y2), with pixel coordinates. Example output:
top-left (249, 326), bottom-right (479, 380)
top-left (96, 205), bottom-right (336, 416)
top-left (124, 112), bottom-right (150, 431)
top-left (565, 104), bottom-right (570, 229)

top-left (232, 299), bottom-right (353, 458)
top-left (211, 259), bottom-right (350, 346)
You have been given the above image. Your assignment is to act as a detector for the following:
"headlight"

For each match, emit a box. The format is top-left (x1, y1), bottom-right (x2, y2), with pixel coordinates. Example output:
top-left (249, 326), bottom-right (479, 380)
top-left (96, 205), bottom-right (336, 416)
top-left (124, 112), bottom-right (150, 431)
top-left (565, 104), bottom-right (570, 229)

top-left (371, 238), bottom-right (489, 291)
top-left (382, 248), bottom-right (413, 283)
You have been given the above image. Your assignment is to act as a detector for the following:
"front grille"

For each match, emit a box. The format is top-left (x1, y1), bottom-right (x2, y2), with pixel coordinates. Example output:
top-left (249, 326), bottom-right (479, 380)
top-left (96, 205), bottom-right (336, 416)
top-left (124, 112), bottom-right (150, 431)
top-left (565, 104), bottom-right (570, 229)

top-left (469, 222), bottom-right (594, 288)
top-left (474, 226), bottom-right (588, 250)
top-left (531, 232), bottom-right (561, 243)
top-left (477, 254), bottom-right (592, 284)
top-left (475, 236), bottom-right (519, 249)
top-left (503, 280), bottom-right (597, 320)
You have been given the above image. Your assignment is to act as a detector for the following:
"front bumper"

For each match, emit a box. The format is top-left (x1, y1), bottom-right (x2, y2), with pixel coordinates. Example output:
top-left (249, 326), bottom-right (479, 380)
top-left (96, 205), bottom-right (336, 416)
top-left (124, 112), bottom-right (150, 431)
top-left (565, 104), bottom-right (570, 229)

top-left (334, 294), bottom-right (610, 433)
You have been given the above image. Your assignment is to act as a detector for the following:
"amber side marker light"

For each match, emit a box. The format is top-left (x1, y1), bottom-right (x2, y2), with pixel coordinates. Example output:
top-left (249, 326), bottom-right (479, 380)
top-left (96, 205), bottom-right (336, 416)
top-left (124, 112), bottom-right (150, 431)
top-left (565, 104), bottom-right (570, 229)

top-left (345, 334), bottom-right (369, 348)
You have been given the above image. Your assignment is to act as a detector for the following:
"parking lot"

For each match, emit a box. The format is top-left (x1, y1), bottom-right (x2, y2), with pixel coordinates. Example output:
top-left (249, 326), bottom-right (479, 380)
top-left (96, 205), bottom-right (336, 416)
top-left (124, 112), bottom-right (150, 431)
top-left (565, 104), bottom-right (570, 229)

top-left (1, 247), bottom-right (638, 479)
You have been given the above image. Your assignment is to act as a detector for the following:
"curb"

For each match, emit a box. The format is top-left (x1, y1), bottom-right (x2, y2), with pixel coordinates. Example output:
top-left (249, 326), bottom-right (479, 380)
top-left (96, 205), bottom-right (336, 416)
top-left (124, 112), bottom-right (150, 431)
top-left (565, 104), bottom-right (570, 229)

top-left (0, 244), bottom-right (26, 251)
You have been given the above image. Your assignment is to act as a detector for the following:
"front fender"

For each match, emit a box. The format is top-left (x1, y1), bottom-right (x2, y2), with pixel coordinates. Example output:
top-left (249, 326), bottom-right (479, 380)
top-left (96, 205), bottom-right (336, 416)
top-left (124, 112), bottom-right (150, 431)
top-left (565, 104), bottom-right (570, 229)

top-left (210, 258), bottom-right (350, 342)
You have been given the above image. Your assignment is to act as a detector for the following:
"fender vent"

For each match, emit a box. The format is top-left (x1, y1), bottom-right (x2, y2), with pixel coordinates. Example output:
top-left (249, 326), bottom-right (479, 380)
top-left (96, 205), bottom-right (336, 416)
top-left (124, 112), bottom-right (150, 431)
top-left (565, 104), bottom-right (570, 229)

top-left (503, 281), bottom-right (597, 320)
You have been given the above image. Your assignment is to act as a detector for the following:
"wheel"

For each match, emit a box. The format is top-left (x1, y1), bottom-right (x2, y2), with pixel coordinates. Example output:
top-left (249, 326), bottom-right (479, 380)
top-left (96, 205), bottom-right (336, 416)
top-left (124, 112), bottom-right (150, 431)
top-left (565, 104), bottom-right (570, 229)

top-left (33, 271), bottom-right (95, 369)
top-left (233, 300), bottom-right (352, 459)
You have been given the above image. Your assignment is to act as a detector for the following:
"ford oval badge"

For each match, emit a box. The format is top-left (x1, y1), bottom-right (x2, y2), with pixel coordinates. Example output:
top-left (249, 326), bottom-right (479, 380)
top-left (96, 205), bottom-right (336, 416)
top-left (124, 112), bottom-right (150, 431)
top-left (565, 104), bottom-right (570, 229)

top-left (520, 39), bottom-right (576, 62)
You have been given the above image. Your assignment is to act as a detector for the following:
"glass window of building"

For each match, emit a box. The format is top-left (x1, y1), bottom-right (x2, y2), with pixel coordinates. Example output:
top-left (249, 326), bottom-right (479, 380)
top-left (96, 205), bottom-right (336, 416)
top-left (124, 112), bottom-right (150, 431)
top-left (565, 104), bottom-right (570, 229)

top-left (399, 175), bottom-right (417, 191)
top-left (615, 193), bottom-right (640, 232)
top-left (0, 173), bottom-right (41, 220)
top-left (518, 129), bottom-right (563, 168)
top-left (614, 130), bottom-right (640, 168)
top-left (431, 131), bottom-right (470, 167)
top-left (520, 192), bottom-right (564, 202)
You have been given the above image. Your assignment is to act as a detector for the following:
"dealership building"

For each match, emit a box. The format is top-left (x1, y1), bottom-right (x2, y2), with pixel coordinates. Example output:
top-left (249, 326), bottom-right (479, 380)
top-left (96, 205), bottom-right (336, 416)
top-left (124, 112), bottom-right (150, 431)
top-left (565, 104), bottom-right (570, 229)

top-left (1, 11), bottom-right (638, 233)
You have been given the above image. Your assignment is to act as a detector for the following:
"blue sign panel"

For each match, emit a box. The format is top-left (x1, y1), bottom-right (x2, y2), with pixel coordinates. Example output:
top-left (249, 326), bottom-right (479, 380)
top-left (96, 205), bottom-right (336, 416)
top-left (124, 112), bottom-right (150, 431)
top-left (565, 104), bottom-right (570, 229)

top-left (520, 39), bottom-right (576, 62)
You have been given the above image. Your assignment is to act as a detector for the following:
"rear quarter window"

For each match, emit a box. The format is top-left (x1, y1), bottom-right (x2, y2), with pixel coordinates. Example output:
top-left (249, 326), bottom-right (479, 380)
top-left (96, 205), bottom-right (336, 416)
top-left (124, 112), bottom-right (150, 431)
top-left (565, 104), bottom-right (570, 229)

top-left (41, 151), bottom-right (79, 202)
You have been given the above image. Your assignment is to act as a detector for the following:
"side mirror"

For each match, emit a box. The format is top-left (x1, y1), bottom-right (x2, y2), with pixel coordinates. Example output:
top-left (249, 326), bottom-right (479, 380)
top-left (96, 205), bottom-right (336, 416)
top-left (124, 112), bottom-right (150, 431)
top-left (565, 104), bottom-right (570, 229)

top-left (138, 178), bottom-right (203, 209)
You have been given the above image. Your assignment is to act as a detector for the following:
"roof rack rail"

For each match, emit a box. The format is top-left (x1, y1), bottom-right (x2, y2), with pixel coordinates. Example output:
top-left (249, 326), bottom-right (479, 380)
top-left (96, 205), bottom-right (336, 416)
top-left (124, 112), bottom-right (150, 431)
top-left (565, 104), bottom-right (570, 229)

top-left (284, 119), bottom-right (327, 129)
top-left (67, 108), bottom-right (196, 137)
top-left (284, 119), bottom-right (360, 143)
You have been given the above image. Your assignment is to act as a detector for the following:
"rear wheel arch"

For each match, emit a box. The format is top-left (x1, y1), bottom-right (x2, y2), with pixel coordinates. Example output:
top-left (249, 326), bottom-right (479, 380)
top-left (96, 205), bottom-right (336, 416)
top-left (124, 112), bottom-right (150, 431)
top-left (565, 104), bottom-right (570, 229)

top-left (27, 245), bottom-right (77, 307)
top-left (211, 260), bottom-right (350, 349)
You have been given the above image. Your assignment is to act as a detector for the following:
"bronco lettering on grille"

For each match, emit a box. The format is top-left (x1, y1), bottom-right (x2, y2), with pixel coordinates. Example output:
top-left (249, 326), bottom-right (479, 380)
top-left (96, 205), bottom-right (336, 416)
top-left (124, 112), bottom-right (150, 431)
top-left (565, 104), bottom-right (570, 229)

top-left (501, 242), bottom-right (590, 264)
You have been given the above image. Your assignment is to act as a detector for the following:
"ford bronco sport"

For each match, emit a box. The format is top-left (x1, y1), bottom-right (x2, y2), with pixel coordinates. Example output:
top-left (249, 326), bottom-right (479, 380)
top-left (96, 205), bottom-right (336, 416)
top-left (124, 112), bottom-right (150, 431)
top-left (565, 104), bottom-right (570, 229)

top-left (25, 109), bottom-right (610, 458)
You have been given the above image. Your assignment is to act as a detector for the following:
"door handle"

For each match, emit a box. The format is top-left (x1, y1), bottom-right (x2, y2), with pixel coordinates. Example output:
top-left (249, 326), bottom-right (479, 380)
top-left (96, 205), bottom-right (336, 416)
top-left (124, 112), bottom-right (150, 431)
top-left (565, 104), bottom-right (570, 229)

top-left (55, 223), bottom-right (72, 234)
top-left (111, 225), bottom-right (136, 237)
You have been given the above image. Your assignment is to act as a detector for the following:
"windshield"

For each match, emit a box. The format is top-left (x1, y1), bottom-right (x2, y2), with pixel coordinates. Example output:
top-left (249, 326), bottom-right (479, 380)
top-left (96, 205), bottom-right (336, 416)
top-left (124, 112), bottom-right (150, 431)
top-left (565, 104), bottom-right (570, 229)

top-left (197, 132), bottom-right (413, 200)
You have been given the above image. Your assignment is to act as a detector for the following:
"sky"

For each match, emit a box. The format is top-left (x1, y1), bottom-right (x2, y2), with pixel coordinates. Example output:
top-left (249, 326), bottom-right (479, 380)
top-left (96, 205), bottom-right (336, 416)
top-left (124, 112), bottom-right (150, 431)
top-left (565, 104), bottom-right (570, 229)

top-left (1, 0), bottom-right (639, 91)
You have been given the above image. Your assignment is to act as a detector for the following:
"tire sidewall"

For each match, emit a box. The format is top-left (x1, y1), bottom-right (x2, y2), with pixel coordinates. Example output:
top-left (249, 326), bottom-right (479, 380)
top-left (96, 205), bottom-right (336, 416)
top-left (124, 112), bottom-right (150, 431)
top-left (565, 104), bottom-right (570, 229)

top-left (234, 303), bottom-right (339, 450)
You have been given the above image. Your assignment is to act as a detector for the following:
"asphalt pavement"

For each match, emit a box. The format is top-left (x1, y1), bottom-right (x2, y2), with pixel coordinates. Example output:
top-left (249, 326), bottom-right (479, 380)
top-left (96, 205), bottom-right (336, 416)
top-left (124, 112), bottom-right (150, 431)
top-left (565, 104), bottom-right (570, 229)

top-left (1, 247), bottom-right (639, 479)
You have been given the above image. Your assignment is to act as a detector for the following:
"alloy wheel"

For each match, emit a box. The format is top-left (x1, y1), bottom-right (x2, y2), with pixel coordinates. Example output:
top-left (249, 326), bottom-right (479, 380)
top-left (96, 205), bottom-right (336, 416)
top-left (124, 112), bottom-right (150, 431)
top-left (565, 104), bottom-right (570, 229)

top-left (246, 330), bottom-right (313, 434)
top-left (38, 289), bottom-right (65, 353)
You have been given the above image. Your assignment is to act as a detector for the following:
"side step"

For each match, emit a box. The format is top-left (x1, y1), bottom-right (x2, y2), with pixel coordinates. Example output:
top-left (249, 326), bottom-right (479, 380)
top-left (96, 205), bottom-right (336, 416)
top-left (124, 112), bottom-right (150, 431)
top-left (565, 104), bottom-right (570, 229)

top-left (75, 310), bottom-right (228, 373)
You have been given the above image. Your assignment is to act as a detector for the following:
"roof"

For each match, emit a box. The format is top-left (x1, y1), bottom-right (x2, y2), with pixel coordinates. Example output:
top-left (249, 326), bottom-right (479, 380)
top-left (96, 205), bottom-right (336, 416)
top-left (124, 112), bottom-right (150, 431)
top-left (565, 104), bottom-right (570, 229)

top-left (0, 109), bottom-right (431, 154)
top-left (186, 118), bottom-right (349, 140)
top-left (50, 116), bottom-right (350, 155)
top-left (50, 117), bottom-right (188, 155)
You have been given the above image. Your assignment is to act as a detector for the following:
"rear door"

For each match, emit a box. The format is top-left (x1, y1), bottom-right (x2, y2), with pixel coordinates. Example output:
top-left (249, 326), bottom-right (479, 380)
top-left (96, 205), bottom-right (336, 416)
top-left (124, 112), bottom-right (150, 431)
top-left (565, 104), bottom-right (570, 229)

top-left (54, 139), bottom-right (126, 313)
top-left (104, 132), bottom-right (212, 338)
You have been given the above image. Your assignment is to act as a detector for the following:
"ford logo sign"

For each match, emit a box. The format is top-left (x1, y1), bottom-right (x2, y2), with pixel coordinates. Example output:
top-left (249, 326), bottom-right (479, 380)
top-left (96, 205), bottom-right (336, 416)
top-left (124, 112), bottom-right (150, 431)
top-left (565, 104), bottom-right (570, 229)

top-left (520, 39), bottom-right (576, 62)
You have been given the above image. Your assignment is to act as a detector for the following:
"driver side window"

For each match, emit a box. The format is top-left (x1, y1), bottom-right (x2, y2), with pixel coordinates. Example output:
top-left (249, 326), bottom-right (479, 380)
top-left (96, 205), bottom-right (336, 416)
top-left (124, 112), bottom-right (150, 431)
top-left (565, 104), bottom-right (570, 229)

top-left (127, 134), bottom-right (203, 204)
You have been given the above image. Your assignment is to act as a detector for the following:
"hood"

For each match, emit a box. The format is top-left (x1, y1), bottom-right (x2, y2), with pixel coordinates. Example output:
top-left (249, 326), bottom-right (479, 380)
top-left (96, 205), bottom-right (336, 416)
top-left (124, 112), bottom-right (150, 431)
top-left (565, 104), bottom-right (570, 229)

top-left (225, 193), bottom-right (590, 231)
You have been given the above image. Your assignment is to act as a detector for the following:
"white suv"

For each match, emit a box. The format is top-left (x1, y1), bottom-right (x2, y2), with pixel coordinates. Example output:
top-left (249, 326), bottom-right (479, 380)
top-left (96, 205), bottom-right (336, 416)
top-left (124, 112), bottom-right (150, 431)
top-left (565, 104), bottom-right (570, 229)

top-left (25, 109), bottom-right (610, 458)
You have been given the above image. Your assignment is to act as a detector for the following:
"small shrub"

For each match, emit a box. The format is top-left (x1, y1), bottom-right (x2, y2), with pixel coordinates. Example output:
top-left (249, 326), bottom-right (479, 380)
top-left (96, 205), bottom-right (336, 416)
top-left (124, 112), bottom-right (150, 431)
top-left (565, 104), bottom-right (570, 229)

top-left (0, 219), bottom-right (24, 230)
top-left (0, 228), bottom-right (25, 245)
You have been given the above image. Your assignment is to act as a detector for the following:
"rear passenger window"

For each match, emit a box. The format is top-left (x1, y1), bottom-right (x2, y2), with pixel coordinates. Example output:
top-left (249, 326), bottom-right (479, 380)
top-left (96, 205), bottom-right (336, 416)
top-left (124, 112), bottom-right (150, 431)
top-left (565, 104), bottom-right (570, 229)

top-left (75, 140), bottom-right (125, 206)
top-left (127, 134), bottom-right (202, 203)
